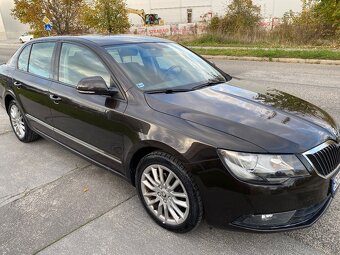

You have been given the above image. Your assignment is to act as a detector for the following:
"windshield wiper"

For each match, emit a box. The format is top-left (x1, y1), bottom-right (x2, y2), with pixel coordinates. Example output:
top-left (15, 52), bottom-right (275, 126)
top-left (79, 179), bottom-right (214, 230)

top-left (191, 79), bottom-right (225, 91)
top-left (145, 79), bottom-right (225, 94)
top-left (146, 88), bottom-right (192, 94)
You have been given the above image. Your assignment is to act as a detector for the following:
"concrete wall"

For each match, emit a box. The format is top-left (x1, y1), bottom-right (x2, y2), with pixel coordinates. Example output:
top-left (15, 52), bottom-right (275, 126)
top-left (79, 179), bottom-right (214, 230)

top-left (129, 22), bottom-right (209, 36)
top-left (0, 0), bottom-right (30, 40)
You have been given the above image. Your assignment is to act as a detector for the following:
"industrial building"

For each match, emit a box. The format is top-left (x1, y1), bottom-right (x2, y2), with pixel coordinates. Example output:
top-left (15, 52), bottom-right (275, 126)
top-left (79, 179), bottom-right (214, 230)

top-left (126, 0), bottom-right (302, 26)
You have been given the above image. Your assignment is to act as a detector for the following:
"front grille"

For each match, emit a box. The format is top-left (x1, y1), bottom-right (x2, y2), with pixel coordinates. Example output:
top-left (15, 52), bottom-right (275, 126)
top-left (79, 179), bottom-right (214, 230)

top-left (306, 142), bottom-right (340, 177)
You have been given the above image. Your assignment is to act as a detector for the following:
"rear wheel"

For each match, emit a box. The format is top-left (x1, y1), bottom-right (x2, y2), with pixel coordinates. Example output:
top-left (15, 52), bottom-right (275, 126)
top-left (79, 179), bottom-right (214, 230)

top-left (8, 100), bottom-right (39, 143)
top-left (136, 151), bottom-right (203, 233)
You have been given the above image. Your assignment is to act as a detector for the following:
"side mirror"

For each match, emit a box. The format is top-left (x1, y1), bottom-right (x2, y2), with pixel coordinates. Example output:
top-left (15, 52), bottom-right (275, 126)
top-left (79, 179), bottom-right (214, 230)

top-left (76, 76), bottom-right (118, 96)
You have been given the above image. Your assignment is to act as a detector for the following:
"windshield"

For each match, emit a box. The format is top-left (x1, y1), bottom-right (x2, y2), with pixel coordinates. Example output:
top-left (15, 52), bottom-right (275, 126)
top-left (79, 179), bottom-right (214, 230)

top-left (104, 43), bottom-right (226, 92)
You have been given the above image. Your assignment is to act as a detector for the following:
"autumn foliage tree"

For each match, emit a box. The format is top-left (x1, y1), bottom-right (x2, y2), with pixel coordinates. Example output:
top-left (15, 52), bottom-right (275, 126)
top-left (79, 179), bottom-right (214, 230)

top-left (273, 0), bottom-right (340, 43)
top-left (313, 0), bottom-right (340, 37)
top-left (209, 0), bottom-right (261, 34)
top-left (222, 0), bottom-right (261, 33)
top-left (11, 0), bottom-right (85, 35)
top-left (82, 0), bottom-right (130, 34)
top-left (11, 0), bottom-right (130, 36)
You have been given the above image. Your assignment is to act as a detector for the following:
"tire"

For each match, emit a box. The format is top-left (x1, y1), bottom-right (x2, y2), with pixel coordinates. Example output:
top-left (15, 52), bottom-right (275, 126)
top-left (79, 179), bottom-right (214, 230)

top-left (136, 151), bottom-right (203, 233)
top-left (8, 100), bottom-right (39, 143)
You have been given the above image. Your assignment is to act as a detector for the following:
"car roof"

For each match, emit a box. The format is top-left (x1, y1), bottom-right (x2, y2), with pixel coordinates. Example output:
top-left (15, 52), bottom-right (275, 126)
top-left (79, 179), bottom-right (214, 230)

top-left (31, 35), bottom-right (172, 46)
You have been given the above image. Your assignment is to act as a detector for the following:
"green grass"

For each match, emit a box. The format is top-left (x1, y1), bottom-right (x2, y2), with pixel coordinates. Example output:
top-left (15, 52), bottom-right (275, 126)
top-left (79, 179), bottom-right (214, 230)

top-left (179, 34), bottom-right (339, 50)
top-left (183, 41), bottom-right (282, 49)
top-left (182, 41), bottom-right (337, 50)
top-left (190, 48), bottom-right (340, 60)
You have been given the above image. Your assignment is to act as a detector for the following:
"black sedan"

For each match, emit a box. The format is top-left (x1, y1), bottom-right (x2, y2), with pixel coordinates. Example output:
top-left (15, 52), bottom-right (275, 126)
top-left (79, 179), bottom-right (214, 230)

top-left (0, 35), bottom-right (339, 233)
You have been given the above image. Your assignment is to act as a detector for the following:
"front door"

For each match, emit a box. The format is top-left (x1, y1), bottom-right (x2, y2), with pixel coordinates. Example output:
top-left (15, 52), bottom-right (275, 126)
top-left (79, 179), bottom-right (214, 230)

top-left (49, 42), bottom-right (127, 173)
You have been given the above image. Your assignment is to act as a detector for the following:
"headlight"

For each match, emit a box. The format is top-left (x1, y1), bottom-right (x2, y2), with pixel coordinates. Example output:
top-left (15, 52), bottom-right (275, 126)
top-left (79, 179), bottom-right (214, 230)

top-left (217, 149), bottom-right (310, 184)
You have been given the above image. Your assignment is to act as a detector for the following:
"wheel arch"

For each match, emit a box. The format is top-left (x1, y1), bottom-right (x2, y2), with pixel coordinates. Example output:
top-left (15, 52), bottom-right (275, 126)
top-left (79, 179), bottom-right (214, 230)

top-left (126, 141), bottom-right (190, 186)
top-left (4, 92), bottom-right (16, 114)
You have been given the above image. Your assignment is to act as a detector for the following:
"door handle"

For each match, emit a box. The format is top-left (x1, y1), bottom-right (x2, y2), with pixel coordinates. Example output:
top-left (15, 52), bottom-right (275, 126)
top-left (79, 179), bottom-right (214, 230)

top-left (13, 81), bottom-right (22, 88)
top-left (49, 94), bottom-right (62, 104)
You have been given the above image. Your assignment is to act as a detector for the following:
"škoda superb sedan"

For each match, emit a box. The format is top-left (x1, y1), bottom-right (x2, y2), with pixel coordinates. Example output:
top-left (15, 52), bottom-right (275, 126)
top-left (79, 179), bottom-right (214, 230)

top-left (0, 35), bottom-right (339, 232)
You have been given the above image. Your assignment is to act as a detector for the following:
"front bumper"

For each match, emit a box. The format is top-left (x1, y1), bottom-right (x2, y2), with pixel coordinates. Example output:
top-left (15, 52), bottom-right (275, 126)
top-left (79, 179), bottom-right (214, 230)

top-left (191, 159), bottom-right (337, 232)
top-left (231, 195), bottom-right (332, 232)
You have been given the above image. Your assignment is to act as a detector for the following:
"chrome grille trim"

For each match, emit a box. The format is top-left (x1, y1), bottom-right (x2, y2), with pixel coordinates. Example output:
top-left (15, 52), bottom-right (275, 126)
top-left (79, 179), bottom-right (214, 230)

top-left (303, 141), bottom-right (340, 179)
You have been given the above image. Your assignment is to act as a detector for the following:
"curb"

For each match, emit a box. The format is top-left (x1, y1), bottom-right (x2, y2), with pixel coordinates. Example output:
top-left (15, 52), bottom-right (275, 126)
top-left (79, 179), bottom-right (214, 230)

top-left (201, 55), bottom-right (340, 65)
top-left (190, 46), bottom-right (340, 52)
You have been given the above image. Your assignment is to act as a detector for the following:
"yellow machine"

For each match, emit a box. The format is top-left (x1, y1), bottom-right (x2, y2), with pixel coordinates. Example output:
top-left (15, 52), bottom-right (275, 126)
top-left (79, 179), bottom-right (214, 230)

top-left (127, 8), bottom-right (164, 26)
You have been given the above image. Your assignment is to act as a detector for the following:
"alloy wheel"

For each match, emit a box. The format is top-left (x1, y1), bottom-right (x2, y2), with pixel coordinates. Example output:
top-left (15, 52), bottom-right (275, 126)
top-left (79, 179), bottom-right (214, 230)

top-left (140, 164), bottom-right (190, 225)
top-left (10, 104), bottom-right (26, 139)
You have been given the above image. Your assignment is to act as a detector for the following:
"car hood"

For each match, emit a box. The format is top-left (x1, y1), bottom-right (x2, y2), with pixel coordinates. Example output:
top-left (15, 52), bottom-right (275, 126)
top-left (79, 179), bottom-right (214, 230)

top-left (145, 83), bottom-right (339, 153)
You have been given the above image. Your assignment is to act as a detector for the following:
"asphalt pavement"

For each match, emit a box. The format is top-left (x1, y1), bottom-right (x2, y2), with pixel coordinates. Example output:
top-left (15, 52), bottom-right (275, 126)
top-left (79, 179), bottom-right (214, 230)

top-left (0, 43), bottom-right (339, 255)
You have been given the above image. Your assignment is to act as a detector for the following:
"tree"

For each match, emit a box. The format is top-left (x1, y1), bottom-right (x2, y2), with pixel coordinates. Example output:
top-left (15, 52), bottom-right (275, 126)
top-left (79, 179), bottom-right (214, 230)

top-left (274, 0), bottom-right (339, 42)
top-left (82, 0), bottom-right (130, 34)
top-left (313, 0), bottom-right (340, 37)
top-left (208, 16), bottom-right (221, 32)
top-left (220, 0), bottom-right (262, 33)
top-left (11, 0), bottom-right (85, 35)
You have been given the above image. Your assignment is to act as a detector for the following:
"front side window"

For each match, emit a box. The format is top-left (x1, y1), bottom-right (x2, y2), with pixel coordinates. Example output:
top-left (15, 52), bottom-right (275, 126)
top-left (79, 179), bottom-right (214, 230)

top-left (28, 42), bottom-right (55, 78)
top-left (17, 45), bottom-right (31, 72)
top-left (104, 43), bottom-right (225, 91)
top-left (59, 43), bottom-right (111, 87)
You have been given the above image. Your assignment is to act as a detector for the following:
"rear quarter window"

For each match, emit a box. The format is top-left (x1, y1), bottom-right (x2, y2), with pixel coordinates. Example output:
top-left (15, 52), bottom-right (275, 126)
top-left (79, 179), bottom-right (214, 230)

top-left (17, 45), bottom-right (31, 72)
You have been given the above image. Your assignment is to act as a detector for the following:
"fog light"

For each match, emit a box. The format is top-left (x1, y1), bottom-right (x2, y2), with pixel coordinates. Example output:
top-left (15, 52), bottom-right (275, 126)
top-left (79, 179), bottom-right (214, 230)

top-left (233, 210), bottom-right (296, 228)
top-left (261, 214), bottom-right (274, 221)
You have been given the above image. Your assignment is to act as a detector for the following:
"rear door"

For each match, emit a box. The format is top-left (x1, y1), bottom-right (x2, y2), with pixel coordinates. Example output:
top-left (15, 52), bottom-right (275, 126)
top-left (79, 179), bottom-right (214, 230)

top-left (12, 42), bottom-right (56, 137)
top-left (49, 42), bottom-right (127, 172)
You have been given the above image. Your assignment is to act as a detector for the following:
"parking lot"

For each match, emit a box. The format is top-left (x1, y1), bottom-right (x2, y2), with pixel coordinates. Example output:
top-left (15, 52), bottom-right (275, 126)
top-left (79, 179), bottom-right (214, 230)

top-left (0, 42), bottom-right (339, 255)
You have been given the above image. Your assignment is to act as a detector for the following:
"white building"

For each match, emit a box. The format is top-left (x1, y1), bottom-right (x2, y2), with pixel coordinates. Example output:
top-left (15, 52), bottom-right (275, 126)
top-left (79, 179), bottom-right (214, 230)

top-left (126, 0), bottom-right (302, 25)
top-left (0, 0), bottom-right (29, 40)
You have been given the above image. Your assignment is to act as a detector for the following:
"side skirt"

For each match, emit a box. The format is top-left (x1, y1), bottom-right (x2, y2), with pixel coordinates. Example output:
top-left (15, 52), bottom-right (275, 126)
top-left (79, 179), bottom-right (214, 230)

top-left (33, 128), bottom-right (130, 182)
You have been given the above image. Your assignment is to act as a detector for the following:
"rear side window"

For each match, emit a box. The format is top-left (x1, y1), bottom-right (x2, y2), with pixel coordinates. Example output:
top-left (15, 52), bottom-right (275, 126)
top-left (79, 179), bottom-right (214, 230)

top-left (58, 43), bottom-right (111, 87)
top-left (28, 42), bottom-right (55, 78)
top-left (17, 45), bottom-right (31, 72)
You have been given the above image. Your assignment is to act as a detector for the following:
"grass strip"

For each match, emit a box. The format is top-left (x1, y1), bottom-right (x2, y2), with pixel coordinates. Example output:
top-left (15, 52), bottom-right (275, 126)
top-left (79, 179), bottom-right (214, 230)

top-left (190, 47), bottom-right (340, 60)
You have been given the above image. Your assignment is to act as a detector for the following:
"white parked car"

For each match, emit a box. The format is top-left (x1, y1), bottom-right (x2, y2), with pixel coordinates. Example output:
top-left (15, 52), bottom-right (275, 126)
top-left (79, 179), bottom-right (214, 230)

top-left (19, 33), bottom-right (33, 43)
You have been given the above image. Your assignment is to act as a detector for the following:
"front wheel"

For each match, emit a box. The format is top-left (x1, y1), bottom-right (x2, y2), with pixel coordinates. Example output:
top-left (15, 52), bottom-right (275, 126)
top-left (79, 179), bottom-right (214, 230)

top-left (8, 100), bottom-right (39, 143)
top-left (136, 151), bottom-right (203, 233)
